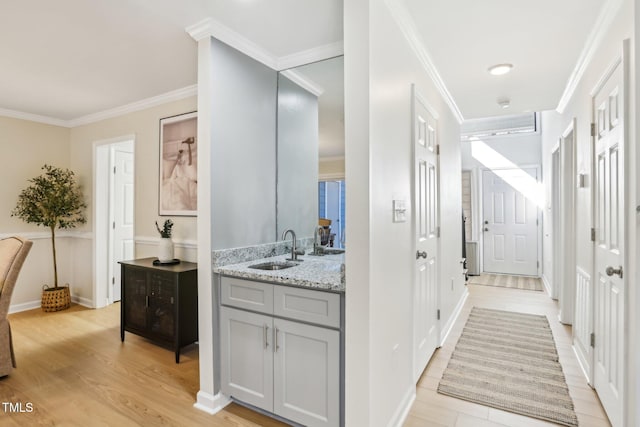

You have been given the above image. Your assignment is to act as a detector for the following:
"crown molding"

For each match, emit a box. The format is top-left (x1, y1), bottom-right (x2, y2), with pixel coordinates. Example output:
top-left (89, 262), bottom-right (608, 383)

top-left (556, 0), bottom-right (624, 113)
top-left (186, 17), bottom-right (279, 69)
top-left (276, 41), bottom-right (344, 70)
top-left (0, 85), bottom-right (197, 128)
top-left (280, 69), bottom-right (325, 96)
top-left (186, 18), bottom-right (343, 72)
top-left (383, 0), bottom-right (464, 124)
top-left (0, 108), bottom-right (70, 127)
top-left (69, 85), bottom-right (197, 127)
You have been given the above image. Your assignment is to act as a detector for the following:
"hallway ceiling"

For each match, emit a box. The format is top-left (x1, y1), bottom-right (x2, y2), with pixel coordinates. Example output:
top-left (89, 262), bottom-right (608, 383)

top-left (405, 0), bottom-right (608, 119)
top-left (0, 0), bottom-right (610, 123)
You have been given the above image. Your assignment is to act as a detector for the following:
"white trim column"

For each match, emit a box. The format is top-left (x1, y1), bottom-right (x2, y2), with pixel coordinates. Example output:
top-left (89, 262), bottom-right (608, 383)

top-left (188, 25), bottom-right (230, 413)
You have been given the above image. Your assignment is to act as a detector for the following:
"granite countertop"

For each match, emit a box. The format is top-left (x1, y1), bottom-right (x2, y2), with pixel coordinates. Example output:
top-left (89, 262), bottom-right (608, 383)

top-left (214, 252), bottom-right (345, 293)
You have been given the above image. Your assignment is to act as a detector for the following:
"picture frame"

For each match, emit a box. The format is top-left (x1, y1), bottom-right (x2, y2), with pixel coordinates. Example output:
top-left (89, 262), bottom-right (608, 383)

top-left (159, 111), bottom-right (198, 216)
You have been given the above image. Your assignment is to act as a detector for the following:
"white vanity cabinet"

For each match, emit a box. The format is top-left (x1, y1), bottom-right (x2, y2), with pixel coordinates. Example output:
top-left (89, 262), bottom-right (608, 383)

top-left (220, 276), bottom-right (342, 427)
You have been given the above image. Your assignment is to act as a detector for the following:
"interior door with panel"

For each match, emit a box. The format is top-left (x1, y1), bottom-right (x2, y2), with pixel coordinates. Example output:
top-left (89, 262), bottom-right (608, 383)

top-left (412, 87), bottom-right (439, 383)
top-left (482, 168), bottom-right (538, 276)
top-left (112, 147), bottom-right (134, 302)
top-left (593, 57), bottom-right (625, 427)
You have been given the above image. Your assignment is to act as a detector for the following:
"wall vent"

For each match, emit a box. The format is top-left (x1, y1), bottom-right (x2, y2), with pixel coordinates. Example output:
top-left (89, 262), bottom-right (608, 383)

top-left (461, 113), bottom-right (537, 140)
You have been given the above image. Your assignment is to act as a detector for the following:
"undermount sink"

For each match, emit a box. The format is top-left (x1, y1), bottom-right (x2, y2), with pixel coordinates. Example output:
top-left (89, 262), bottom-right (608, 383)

top-left (249, 261), bottom-right (299, 271)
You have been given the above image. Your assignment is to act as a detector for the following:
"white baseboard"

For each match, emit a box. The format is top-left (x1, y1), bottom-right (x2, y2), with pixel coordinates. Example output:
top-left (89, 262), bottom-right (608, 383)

top-left (440, 287), bottom-right (469, 346)
top-left (386, 386), bottom-right (416, 427)
top-left (8, 300), bottom-right (40, 314)
top-left (541, 273), bottom-right (552, 297)
top-left (572, 344), bottom-right (593, 386)
top-left (72, 295), bottom-right (94, 308)
top-left (10, 294), bottom-right (94, 314)
top-left (193, 391), bottom-right (231, 415)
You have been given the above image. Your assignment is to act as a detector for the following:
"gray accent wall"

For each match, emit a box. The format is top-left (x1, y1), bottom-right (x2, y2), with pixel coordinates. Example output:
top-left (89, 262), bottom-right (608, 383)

top-left (210, 38), bottom-right (278, 249)
top-left (276, 75), bottom-right (319, 240)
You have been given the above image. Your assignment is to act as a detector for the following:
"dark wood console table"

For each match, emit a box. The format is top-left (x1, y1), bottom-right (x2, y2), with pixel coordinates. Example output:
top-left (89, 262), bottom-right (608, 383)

top-left (119, 258), bottom-right (198, 363)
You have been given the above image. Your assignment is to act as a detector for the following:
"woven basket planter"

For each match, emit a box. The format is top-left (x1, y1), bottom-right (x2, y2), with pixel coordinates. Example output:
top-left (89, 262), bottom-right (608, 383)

top-left (41, 285), bottom-right (71, 312)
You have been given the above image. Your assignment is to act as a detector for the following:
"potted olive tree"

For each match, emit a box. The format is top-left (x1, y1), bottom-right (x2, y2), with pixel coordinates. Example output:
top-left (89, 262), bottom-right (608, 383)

top-left (12, 165), bottom-right (87, 312)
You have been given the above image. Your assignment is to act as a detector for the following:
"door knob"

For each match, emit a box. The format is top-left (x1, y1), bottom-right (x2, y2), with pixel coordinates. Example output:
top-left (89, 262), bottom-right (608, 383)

top-left (416, 251), bottom-right (427, 259)
top-left (484, 228), bottom-right (489, 232)
top-left (605, 265), bottom-right (623, 278)
top-left (484, 220), bottom-right (489, 224)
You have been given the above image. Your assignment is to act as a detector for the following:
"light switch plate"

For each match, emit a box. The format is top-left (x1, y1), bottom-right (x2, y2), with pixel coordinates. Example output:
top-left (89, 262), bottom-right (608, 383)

top-left (393, 200), bottom-right (407, 223)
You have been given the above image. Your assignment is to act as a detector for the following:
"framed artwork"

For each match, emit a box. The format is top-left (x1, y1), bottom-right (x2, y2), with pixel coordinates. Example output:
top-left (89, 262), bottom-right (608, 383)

top-left (159, 111), bottom-right (198, 216)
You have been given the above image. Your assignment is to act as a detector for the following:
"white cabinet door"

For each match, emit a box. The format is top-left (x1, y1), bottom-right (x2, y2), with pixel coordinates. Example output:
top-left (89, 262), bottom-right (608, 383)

top-left (220, 307), bottom-right (273, 411)
top-left (273, 318), bottom-right (339, 427)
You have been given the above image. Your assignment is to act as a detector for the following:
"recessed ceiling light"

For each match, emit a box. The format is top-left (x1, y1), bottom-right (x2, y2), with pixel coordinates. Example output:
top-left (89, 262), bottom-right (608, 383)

top-left (488, 63), bottom-right (513, 76)
top-left (497, 98), bottom-right (511, 109)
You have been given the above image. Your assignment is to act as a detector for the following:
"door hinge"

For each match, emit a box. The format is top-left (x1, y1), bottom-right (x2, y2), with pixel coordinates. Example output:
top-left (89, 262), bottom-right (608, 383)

top-left (113, 166), bottom-right (116, 174)
top-left (436, 145), bottom-right (440, 155)
top-left (590, 123), bottom-right (596, 137)
top-left (112, 277), bottom-right (115, 285)
top-left (436, 227), bottom-right (441, 238)
top-left (537, 261), bottom-right (540, 268)
top-left (590, 332), bottom-right (595, 347)
top-left (437, 309), bottom-right (441, 320)
top-left (590, 228), bottom-right (596, 242)
top-left (536, 219), bottom-right (539, 226)
top-left (113, 221), bottom-right (116, 229)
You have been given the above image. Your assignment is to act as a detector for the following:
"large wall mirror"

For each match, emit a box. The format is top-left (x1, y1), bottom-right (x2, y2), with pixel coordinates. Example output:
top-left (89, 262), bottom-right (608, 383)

top-left (276, 55), bottom-right (345, 246)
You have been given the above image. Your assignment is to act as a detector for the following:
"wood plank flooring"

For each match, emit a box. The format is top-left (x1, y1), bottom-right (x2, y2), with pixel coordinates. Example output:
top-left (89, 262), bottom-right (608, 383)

top-left (1, 303), bottom-right (288, 426)
top-left (467, 274), bottom-right (543, 292)
top-left (2, 283), bottom-right (611, 426)
top-left (407, 283), bottom-right (612, 427)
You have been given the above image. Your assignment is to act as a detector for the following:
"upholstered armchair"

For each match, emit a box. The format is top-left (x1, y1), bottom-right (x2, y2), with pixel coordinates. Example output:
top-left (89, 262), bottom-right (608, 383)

top-left (0, 236), bottom-right (32, 377)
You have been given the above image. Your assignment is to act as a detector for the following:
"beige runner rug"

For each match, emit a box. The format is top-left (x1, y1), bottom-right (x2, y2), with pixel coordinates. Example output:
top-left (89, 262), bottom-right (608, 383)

top-left (437, 307), bottom-right (579, 427)
top-left (468, 273), bottom-right (543, 291)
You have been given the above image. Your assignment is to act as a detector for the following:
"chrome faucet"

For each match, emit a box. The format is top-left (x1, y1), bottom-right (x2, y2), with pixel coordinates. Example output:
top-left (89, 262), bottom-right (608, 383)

top-left (282, 229), bottom-right (304, 261)
top-left (312, 225), bottom-right (326, 255)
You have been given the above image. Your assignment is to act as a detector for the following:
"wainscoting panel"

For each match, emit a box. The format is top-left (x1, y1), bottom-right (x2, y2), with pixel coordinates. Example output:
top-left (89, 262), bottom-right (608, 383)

top-left (573, 266), bottom-right (592, 382)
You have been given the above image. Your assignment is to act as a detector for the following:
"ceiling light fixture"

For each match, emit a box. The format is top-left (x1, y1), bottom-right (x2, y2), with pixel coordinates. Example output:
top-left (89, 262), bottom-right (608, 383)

top-left (488, 63), bottom-right (513, 76)
top-left (497, 98), bottom-right (511, 109)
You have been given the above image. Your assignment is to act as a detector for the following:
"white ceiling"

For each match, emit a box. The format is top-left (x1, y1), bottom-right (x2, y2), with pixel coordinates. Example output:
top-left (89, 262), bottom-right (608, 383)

top-left (0, 0), bottom-right (342, 122)
top-left (405, 0), bottom-right (608, 119)
top-left (0, 0), bottom-right (612, 125)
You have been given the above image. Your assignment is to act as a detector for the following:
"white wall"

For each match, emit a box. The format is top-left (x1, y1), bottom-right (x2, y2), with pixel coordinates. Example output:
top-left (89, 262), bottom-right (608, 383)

top-left (319, 156), bottom-right (345, 178)
top-left (345, 0), bottom-right (464, 425)
top-left (461, 132), bottom-right (541, 170)
top-left (540, 0), bottom-right (637, 424)
top-left (277, 74), bottom-right (319, 239)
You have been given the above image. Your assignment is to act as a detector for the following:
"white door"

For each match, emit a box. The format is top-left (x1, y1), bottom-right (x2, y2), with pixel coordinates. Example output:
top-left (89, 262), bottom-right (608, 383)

top-left (273, 318), bottom-right (339, 427)
top-left (111, 148), bottom-right (134, 302)
top-left (593, 59), bottom-right (625, 427)
top-left (220, 307), bottom-right (274, 411)
top-left (412, 87), bottom-right (439, 383)
top-left (482, 168), bottom-right (538, 276)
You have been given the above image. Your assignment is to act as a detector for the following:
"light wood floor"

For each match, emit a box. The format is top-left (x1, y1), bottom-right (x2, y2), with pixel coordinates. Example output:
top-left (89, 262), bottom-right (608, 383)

top-left (2, 285), bottom-right (612, 427)
top-left (406, 283), bottom-right (612, 427)
top-left (1, 303), bottom-right (288, 427)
